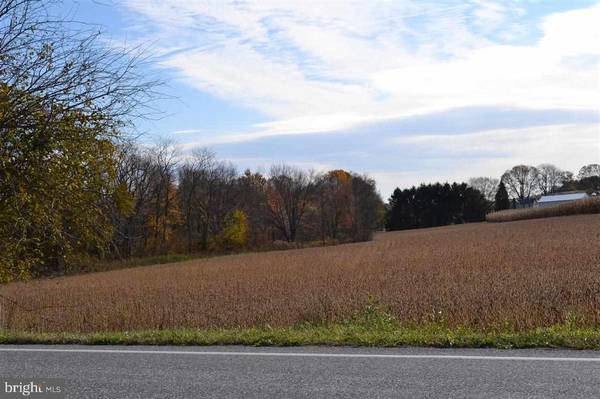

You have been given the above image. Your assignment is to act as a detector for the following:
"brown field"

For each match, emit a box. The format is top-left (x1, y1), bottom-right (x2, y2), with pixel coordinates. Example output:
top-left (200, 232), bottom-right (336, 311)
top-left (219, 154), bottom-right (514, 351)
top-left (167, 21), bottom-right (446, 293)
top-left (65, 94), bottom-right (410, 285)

top-left (486, 197), bottom-right (600, 223)
top-left (1, 214), bottom-right (599, 333)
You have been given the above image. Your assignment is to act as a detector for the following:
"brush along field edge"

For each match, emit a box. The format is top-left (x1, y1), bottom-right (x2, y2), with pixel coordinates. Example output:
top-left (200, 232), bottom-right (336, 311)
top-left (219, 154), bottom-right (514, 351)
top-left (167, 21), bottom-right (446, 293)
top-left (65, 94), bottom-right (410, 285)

top-left (2, 324), bottom-right (600, 349)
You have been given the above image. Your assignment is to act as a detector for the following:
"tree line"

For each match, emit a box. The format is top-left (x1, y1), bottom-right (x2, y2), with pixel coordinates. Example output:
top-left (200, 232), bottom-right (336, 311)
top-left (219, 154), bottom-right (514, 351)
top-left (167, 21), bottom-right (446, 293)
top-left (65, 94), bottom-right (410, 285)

top-left (0, 0), bottom-right (384, 282)
top-left (2, 130), bottom-right (384, 282)
top-left (470, 163), bottom-right (600, 211)
top-left (110, 142), bottom-right (384, 260)
top-left (386, 163), bottom-right (599, 231)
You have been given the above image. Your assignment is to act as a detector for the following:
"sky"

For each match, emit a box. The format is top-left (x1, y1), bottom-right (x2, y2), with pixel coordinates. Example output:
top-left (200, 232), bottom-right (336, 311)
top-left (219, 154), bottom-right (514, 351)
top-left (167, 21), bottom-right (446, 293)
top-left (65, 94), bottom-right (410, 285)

top-left (64, 0), bottom-right (599, 198)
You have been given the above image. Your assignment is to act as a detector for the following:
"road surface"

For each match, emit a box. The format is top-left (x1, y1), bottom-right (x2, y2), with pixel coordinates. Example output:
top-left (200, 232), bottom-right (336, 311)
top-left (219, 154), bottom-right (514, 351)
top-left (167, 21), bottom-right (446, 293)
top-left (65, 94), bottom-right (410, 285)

top-left (1, 345), bottom-right (599, 398)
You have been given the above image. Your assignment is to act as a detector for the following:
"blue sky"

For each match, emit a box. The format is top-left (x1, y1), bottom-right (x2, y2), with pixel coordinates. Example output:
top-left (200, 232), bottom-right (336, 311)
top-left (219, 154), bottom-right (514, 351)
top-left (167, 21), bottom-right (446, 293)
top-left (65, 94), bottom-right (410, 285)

top-left (64, 0), bottom-right (599, 197)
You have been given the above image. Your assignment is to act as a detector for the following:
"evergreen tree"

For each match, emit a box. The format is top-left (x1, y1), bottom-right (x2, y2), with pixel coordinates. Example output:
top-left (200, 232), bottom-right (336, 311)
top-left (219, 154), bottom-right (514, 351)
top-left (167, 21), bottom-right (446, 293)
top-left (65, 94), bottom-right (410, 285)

top-left (494, 182), bottom-right (510, 211)
top-left (386, 183), bottom-right (487, 231)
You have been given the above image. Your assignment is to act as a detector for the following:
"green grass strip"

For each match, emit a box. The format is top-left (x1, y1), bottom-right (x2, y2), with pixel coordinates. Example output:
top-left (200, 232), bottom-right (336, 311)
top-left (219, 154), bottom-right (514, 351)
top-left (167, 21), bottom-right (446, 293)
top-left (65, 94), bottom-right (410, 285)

top-left (2, 323), bottom-right (600, 349)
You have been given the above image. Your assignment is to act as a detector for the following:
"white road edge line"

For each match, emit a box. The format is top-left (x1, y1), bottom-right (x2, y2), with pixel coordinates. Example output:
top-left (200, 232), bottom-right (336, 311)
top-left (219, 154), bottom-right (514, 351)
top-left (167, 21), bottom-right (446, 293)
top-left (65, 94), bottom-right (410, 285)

top-left (0, 348), bottom-right (599, 362)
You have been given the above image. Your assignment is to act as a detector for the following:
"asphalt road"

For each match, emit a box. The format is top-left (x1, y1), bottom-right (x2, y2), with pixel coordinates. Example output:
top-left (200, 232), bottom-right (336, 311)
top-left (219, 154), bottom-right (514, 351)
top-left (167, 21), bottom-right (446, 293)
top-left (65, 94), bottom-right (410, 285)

top-left (1, 345), bottom-right (599, 398)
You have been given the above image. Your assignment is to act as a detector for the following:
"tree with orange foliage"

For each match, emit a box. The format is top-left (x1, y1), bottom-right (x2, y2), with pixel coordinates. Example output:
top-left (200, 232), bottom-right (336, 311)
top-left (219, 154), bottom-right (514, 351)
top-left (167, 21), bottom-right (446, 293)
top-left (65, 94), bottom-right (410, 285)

top-left (316, 170), bottom-right (354, 241)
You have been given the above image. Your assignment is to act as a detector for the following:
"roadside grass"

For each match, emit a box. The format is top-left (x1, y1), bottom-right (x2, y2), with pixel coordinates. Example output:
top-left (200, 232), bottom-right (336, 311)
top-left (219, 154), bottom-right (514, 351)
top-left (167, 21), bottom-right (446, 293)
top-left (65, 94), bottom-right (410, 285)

top-left (2, 324), bottom-right (600, 349)
top-left (2, 307), bottom-right (599, 349)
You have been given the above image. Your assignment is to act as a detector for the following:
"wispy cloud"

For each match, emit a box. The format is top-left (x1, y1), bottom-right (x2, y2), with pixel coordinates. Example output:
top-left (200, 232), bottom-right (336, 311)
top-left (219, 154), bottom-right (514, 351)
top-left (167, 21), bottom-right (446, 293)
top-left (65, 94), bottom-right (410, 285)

top-left (118, 0), bottom-right (600, 194)
top-left (175, 105), bottom-right (598, 147)
top-left (124, 0), bottom-right (599, 127)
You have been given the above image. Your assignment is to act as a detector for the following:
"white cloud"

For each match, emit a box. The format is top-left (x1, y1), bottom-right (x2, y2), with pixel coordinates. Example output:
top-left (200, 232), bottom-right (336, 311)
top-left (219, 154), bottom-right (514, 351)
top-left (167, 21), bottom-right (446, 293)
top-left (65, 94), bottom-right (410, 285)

top-left (373, 3), bottom-right (600, 114)
top-left (124, 0), bottom-right (600, 131)
top-left (161, 41), bottom-right (370, 118)
top-left (174, 113), bottom-right (378, 148)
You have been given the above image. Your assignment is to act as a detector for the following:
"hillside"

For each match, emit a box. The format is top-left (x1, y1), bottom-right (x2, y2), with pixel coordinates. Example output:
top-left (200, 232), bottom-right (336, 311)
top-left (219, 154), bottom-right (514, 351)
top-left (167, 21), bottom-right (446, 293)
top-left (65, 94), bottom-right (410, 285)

top-left (2, 214), bottom-right (599, 338)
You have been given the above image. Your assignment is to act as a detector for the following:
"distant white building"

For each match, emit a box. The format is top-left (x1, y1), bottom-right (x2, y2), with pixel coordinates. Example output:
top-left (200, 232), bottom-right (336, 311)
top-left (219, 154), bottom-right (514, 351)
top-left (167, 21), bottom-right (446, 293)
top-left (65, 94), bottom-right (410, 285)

top-left (535, 192), bottom-right (589, 208)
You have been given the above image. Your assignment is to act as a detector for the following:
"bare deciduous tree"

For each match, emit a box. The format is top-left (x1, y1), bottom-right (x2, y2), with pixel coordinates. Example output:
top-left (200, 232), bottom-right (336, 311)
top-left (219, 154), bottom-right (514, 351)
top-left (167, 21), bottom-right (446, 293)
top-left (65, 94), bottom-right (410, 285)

top-left (578, 164), bottom-right (600, 179)
top-left (536, 164), bottom-right (571, 195)
top-left (501, 165), bottom-right (539, 201)
top-left (266, 165), bottom-right (315, 242)
top-left (147, 140), bottom-right (179, 254)
top-left (177, 149), bottom-right (215, 251)
top-left (177, 149), bottom-right (238, 251)
top-left (111, 142), bottom-right (155, 257)
top-left (0, 0), bottom-right (158, 133)
top-left (237, 169), bottom-right (269, 247)
top-left (468, 177), bottom-right (499, 202)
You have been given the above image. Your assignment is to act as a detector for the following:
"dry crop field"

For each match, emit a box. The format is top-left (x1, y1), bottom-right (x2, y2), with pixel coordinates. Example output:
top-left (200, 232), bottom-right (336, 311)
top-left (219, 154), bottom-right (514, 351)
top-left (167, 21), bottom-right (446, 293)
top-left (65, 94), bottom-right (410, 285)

top-left (1, 214), bottom-right (599, 333)
top-left (486, 197), bottom-right (600, 223)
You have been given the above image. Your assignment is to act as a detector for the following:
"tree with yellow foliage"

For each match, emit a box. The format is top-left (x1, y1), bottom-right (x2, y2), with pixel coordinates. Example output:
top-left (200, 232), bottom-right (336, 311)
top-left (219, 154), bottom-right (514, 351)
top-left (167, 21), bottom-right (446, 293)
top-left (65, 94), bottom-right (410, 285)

top-left (0, 85), bottom-right (121, 281)
top-left (217, 209), bottom-right (248, 250)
